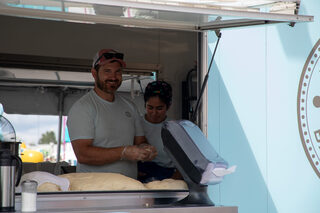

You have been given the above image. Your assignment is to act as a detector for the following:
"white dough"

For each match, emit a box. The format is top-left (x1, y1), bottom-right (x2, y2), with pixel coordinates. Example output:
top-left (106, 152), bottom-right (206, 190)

top-left (22, 172), bottom-right (188, 192)
top-left (38, 182), bottom-right (62, 192)
top-left (144, 179), bottom-right (188, 190)
top-left (19, 171), bottom-right (69, 192)
top-left (59, 173), bottom-right (147, 191)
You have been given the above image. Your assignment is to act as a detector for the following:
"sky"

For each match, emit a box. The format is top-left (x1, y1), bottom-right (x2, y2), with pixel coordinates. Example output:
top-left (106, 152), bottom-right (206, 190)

top-left (2, 111), bottom-right (60, 145)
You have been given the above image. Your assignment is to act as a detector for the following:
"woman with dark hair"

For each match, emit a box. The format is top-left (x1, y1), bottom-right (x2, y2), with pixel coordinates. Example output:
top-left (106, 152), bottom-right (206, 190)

top-left (138, 81), bottom-right (181, 183)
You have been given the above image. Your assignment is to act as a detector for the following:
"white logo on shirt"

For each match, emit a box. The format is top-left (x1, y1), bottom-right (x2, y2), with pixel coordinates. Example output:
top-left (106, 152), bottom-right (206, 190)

top-left (125, 111), bottom-right (132, 118)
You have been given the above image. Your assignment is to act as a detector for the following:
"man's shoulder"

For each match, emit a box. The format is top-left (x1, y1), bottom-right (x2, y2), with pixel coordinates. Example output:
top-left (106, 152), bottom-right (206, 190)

top-left (116, 94), bottom-right (137, 108)
top-left (75, 90), bottom-right (96, 104)
top-left (68, 90), bottom-right (94, 112)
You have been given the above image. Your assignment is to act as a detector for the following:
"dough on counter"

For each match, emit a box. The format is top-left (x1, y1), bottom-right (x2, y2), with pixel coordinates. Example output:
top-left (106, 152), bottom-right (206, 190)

top-left (59, 173), bottom-right (147, 191)
top-left (19, 171), bottom-right (69, 192)
top-left (38, 182), bottom-right (61, 192)
top-left (144, 179), bottom-right (188, 190)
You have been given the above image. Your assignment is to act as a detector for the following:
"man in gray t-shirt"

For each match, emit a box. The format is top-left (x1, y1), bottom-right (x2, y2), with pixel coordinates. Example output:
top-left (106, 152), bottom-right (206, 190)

top-left (67, 49), bottom-right (157, 179)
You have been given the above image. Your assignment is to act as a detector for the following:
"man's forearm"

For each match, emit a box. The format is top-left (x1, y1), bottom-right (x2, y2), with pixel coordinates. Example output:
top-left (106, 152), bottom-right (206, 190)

top-left (72, 140), bottom-right (125, 165)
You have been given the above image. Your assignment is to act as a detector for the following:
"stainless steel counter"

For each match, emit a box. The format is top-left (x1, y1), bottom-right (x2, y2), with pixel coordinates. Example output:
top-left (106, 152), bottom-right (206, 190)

top-left (14, 191), bottom-right (237, 213)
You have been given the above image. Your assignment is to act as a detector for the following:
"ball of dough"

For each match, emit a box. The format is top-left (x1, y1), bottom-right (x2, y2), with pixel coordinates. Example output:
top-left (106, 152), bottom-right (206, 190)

top-left (144, 179), bottom-right (188, 190)
top-left (59, 173), bottom-right (147, 191)
top-left (38, 182), bottom-right (61, 192)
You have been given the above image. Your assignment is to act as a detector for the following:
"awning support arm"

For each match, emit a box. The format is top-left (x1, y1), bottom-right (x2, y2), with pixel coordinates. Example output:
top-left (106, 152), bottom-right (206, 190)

top-left (57, 90), bottom-right (65, 162)
top-left (191, 30), bottom-right (221, 123)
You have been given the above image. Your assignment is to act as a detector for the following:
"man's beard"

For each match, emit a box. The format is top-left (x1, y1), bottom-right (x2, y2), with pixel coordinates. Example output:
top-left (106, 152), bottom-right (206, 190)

top-left (96, 75), bottom-right (121, 94)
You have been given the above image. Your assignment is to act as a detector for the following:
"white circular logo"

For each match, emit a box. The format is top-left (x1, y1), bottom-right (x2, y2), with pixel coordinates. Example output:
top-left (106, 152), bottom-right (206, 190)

top-left (298, 39), bottom-right (320, 178)
top-left (125, 111), bottom-right (132, 118)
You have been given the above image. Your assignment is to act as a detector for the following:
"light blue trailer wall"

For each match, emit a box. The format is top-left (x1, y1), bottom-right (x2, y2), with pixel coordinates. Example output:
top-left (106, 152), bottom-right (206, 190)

top-left (208, 1), bottom-right (320, 213)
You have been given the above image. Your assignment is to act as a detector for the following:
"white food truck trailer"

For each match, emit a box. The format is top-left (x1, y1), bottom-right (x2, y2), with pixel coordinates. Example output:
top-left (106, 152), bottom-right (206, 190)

top-left (0, 0), bottom-right (313, 212)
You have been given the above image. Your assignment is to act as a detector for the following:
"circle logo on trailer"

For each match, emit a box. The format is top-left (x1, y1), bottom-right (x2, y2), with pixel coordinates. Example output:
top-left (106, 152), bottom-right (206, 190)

top-left (298, 39), bottom-right (320, 178)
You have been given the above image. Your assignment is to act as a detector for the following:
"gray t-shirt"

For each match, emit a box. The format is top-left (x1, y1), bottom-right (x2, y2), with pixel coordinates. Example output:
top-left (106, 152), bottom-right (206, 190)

top-left (67, 90), bottom-right (144, 179)
top-left (141, 116), bottom-right (174, 168)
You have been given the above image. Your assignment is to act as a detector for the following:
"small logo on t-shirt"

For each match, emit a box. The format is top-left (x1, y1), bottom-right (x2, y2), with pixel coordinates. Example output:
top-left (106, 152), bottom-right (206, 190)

top-left (125, 111), bottom-right (132, 118)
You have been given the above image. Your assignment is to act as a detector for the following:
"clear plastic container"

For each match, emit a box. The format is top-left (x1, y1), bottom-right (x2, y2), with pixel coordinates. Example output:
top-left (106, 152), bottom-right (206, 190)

top-left (21, 180), bottom-right (38, 212)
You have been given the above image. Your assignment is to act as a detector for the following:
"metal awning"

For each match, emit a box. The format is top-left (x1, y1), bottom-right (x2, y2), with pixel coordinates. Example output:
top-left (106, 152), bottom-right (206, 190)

top-left (0, 0), bottom-right (313, 31)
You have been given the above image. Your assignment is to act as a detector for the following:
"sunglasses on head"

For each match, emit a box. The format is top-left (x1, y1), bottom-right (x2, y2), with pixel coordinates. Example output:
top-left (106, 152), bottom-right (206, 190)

top-left (94, 52), bottom-right (124, 68)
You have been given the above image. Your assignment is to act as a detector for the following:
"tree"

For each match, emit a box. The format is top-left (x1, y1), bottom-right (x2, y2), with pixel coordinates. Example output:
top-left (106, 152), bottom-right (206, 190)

top-left (38, 131), bottom-right (57, 144)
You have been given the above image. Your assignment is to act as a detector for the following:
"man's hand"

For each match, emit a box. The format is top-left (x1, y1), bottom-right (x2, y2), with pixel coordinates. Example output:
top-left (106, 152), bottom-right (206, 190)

top-left (122, 144), bottom-right (157, 161)
top-left (138, 144), bottom-right (157, 161)
top-left (121, 145), bottom-right (150, 161)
